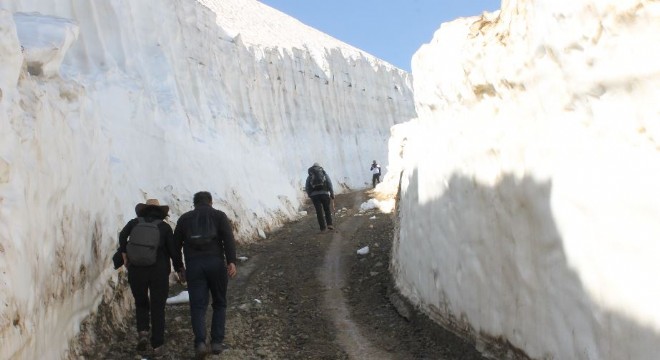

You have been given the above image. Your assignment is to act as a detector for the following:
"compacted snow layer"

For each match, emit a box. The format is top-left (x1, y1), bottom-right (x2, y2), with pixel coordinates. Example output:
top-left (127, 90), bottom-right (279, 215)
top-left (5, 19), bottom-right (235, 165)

top-left (0, 0), bottom-right (414, 358)
top-left (389, 0), bottom-right (660, 359)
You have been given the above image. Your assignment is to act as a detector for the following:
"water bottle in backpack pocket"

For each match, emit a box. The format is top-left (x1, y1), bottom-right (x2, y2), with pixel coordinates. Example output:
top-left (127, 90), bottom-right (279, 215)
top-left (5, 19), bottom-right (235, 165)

top-left (187, 211), bottom-right (217, 250)
top-left (126, 218), bottom-right (162, 266)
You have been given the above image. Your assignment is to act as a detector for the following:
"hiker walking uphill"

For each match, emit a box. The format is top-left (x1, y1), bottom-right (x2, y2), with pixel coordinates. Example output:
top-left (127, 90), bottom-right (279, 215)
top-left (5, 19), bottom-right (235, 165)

top-left (305, 162), bottom-right (335, 232)
top-left (118, 199), bottom-right (184, 358)
top-left (174, 191), bottom-right (238, 359)
top-left (370, 160), bottom-right (381, 188)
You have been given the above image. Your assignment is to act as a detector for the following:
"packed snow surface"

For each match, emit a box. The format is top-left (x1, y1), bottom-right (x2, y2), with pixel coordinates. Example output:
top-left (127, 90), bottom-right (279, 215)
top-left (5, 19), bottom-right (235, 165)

top-left (387, 0), bottom-right (660, 359)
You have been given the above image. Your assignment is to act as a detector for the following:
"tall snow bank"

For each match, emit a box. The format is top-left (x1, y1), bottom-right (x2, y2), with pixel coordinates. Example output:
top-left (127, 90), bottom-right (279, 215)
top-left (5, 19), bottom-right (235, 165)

top-left (0, 0), bottom-right (415, 358)
top-left (390, 0), bottom-right (660, 359)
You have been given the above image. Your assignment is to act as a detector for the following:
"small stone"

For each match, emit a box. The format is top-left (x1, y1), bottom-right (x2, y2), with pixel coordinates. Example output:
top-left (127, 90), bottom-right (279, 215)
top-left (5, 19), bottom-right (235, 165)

top-left (256, 348), bottom-right (269, 357)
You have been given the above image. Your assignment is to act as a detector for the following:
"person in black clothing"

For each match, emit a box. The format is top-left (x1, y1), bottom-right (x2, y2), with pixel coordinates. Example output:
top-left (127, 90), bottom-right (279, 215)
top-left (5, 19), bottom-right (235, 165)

top-left (305, 162), bottom-right (335, 232)
top-left (174, 191), bottom-right (237, 358)
top-left (119, 199), bottom-right (184, 358)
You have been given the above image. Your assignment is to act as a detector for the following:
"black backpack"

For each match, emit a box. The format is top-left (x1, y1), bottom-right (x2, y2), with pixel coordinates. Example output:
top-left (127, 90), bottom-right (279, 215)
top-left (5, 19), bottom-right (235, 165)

top-left (187, 210), bottom-right (217, 250)
top-left (310, 167), bottom-right (327, 191)
top-left (126, 218), bottom-right (162, 266)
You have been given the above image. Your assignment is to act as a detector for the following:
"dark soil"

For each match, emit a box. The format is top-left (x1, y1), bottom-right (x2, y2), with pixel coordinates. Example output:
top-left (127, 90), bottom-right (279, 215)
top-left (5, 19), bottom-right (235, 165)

top-left (83, 190), bottom-right (487, 360)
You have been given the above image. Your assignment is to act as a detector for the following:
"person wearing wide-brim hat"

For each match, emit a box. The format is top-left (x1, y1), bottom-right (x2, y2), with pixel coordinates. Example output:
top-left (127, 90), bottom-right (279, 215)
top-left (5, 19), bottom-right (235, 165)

top-left (118, 198), bottom-right (184, 358)
top-left (135, 199), bottom-right (170, 218)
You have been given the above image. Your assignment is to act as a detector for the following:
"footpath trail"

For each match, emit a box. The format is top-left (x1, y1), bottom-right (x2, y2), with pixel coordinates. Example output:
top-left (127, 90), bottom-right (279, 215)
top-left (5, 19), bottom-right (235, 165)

top-left (86, 190), bottom-right (486, 360)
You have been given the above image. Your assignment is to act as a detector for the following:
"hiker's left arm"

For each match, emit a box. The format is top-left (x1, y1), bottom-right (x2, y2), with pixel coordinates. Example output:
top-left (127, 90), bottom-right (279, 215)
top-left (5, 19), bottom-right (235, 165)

top-left (227, 263), bottom-right (237, 278)
top-left (217, 212), bottom-right (237, 266)
top-left (327, 176), bottom-right (335, 199)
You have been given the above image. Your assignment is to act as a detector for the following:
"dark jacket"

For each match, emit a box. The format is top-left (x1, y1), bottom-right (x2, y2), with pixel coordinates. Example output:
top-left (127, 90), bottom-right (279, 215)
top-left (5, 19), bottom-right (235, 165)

top-left (305, 165), bottom-right (334, 198)
top-left (173, 204), bottom-right (237, 264)
top-left (118, 209), bottom-right (183, 272)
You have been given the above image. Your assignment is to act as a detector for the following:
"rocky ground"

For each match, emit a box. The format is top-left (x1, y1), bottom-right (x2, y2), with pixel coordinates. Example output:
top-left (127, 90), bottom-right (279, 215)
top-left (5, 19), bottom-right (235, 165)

top-left (85, 190), bottom-right (487, 360)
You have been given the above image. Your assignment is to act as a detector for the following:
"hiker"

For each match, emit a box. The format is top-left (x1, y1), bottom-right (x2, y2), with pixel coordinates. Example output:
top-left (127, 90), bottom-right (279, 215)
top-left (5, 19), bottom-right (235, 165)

top-left (174, 191), bottom-right (237, 358)
top-left (370, 160), bottom-right (381, 188)
top-left (119, 199), bottom-right (184, 358)
top-left (305, 162), bottom-right (335, 232)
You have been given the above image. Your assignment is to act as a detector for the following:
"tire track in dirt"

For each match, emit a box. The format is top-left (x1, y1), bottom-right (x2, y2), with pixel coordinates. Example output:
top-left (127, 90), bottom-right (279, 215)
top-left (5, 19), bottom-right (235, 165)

top-left (319, 191), bottom-right (395, 359)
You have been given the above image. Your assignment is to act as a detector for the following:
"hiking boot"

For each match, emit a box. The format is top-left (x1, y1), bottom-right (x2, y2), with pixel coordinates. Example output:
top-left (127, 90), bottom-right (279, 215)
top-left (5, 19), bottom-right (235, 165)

top-left (152, 345), bottom-right (166, 359)
top-left (194, 343), bottom-right (208, 359)
top-left (211, 342), bottom-right (225, 355)
top-left (327, 225), bottom-right (335, 230)
top-left (136, 331), bottom-right (149, 352)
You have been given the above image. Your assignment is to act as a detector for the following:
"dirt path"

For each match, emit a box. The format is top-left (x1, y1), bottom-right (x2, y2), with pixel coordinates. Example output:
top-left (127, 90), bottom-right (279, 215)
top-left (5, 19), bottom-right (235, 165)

top-left (319, 192), bottom-right (393, 359)
top-left (84, 190), bottom-right (486, 360)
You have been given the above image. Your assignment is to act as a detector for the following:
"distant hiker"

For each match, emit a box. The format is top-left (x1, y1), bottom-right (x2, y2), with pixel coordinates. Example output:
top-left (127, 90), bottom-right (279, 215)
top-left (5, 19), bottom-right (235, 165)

top-left (174, 191), bottom-right (237, 358)
top-left (370, 160), bottom-right (381, 188)
top-left (305, 162), bottom-right (335, 232)
top-left (119, 199), bottom-right (184, 358)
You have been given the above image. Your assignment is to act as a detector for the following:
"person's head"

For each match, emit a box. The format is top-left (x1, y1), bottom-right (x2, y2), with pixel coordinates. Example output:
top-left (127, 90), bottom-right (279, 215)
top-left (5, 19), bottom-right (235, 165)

top-left (193, 191), bottom-right (213, 207)
top-left (372, 160), bottom-right (377, 164)
top-left (135, 199), bottom-right (169, 219)
top-left (313, 162), bottom-right (320, 167)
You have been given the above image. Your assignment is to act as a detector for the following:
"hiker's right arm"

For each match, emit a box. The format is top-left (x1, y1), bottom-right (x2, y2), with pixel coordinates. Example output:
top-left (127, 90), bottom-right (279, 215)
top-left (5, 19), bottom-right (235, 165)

top-left (118, 219), bottom-right (138, 254)
top-left (172, 217), bottom-right (184, 259)
top-left (304, 176), bottom-right (311, 197)
top-left (164, 223), bottom-right (184, 272)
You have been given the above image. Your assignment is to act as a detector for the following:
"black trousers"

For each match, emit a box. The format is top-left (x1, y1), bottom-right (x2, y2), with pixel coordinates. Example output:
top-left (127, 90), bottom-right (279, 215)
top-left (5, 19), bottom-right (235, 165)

top-left (128, 264), bottom-right (170, 348)
top-left (372, 174), bottom-right (381, 187)
top-left (311, 194), bottom-right (333, 230)
top-left (186, 255), bottom-right (229, 346)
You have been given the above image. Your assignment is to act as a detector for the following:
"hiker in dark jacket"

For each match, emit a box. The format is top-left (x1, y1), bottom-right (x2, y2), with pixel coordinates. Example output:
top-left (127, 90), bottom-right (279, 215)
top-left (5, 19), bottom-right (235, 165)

top-left (173, 191), bottom-right (237, 358)
top-left (305, 162), bottom-right (335, 231)
top-left (119, 199), bottom-right (184, 358)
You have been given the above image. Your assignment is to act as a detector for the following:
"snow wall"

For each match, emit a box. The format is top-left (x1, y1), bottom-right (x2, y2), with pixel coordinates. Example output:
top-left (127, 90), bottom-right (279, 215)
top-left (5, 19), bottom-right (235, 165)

top-left (389, 0), bottom-right (660, 359)
top-left (0, 0), bottom-right (415, 358)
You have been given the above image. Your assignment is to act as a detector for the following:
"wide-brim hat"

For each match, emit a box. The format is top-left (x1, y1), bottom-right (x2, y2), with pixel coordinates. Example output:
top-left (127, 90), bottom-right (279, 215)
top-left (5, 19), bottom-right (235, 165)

top-left (135, 199), bottom-right (169, 217)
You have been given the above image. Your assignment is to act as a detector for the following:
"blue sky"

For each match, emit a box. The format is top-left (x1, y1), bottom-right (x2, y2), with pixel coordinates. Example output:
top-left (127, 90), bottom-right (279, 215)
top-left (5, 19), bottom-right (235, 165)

top-left (258, 0), bottom-right (501, 72)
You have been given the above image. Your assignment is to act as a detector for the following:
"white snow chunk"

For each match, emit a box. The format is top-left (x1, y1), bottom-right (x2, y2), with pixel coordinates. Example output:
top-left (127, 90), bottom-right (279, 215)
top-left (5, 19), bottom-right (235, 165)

top-left (360, 199), bottom-right (378, 212)
top-left (357, 246), bottom-right (369, 255)
top-left (238, 256), bottom-right (249, 262)
top-left (258, 228), bottom-right (266, 239)
top-left (299, 211), bottom-right (308, 216)
top-left (166, 290), bottom-right (189, 304)
top-left (369, 216), bottom-right (377, 220)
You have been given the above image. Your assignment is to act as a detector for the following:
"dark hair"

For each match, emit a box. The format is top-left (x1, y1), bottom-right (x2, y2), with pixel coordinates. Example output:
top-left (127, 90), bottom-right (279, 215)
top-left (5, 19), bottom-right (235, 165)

top-left (193, 191), bottom-right (212, 206)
